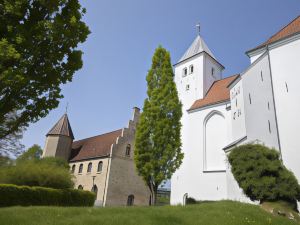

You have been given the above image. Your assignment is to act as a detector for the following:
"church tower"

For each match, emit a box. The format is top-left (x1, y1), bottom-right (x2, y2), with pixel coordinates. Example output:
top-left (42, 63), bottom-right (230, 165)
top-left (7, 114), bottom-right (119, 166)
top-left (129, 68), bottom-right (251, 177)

top-left (42, 113), bottom-right (74, 161)
top-left (174, 32), bottom-right (225, 110)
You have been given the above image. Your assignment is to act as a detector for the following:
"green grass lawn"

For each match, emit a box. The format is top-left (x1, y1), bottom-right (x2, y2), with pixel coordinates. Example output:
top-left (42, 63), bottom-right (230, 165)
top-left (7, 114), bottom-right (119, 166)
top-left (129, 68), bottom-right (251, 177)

top-left (0, 201), bottom-right (298, 225)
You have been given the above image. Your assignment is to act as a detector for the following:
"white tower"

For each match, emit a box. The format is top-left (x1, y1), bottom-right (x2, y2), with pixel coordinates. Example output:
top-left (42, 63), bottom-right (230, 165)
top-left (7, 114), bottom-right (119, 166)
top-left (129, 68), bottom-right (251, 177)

top-left (174, 32), bottom-right (224, 111)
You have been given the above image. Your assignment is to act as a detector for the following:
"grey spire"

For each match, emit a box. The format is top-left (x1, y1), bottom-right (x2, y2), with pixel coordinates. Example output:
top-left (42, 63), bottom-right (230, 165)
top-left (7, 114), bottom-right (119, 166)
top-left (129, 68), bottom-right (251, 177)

top-left (178, 35), bottom-right (216, 64)
top-left (46, 114), bottom-right (74, 139)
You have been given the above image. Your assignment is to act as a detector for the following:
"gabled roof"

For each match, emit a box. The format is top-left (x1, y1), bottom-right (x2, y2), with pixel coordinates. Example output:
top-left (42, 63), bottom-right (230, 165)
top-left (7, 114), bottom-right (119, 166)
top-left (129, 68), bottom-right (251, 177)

top-left (246, 15), bottom-right (300, 54)
top-left (177, 35), bottom-right (216, 64)
top-left (69, 129), bottom-right (122, 162)
top-left (47, 114), bottom-right (74, 139)
top-left (189, 75), bottom-right (239, 111)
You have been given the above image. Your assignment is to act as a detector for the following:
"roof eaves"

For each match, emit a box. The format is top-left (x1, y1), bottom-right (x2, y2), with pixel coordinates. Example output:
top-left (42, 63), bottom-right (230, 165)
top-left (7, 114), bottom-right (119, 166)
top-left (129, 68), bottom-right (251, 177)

top-left (188, 99), bottom-right (230, 112)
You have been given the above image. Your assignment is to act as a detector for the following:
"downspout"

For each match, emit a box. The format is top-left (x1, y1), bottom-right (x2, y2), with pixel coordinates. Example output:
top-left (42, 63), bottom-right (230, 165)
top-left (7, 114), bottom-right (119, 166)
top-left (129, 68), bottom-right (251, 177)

top-left (266, 46), bottom-right (282, 160)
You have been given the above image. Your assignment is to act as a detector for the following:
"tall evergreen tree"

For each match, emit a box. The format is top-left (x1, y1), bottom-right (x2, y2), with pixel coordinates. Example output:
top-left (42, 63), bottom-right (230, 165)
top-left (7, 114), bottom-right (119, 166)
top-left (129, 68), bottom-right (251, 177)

top-left (134, 46), bottom-right (183, 205)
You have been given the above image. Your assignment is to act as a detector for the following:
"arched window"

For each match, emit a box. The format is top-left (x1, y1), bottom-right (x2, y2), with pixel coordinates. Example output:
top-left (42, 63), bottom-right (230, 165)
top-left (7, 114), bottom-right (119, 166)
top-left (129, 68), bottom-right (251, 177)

top-left (78, 164), bottom-right (83, 174)
top-left (97, 161), bottom-right (103, 172)
top-left (91, 185), bottom-right (98, 198)
top-left (125, 144), bottom-right (131, 157)
top-left (127, 195), bottom-right (134, 206)
top-left (78, 185), bottom-right (83, 190)
top-left (71, 165), bottom-right (76, 173)
top-left (87, 162), bottom-right (92, 173)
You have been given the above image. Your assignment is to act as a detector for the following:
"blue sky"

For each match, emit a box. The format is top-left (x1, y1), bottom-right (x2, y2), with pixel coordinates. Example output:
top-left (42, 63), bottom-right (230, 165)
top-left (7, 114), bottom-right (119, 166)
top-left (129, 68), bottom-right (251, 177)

top-left (22, 0), bottom-right (300, 149)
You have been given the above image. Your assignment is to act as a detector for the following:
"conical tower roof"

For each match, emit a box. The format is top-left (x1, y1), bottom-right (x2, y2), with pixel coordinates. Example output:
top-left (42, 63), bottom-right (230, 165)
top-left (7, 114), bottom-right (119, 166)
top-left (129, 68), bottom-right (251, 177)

top-left (178, 35), bottom-right (216, 64)
top-left (46, 114), bottom-right (74, 139)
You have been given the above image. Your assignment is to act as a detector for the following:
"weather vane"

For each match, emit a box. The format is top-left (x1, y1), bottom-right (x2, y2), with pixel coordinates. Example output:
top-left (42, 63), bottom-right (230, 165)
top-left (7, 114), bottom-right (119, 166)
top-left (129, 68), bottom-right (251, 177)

top-left (196, 23), bottom-right (201, 35)
top-left (65, 102), bottom-right (69, 114)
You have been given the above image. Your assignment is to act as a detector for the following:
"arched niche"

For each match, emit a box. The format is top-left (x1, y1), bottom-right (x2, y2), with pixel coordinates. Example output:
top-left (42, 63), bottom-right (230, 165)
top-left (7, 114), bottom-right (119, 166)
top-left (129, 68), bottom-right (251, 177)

top-left (203, 110), bottom-right (227, 172)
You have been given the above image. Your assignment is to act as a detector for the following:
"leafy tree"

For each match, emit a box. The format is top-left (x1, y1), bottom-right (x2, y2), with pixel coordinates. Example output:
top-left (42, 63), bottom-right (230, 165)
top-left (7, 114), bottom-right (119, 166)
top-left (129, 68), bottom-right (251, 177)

top-left (228, 144), bottom-right (300, 204)
top-left (16, 144), bottom-right (42, 164)
top-left (0, 155), bottom-right (13, 168)
top-left (134, 46), bottom-right (183, 205)
top-left (0, 113), bottom-right (25, 157)
top-left (0, 0), bottom-right (90, 139)
top-left (0, 156), bottom-right (73, 189)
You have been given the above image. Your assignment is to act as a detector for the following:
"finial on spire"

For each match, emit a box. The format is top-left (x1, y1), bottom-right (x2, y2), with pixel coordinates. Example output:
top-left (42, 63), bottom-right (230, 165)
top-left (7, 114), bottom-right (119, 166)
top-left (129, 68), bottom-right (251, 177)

top-left (65, 102), bottom-right (69, 114)
top-left (196, 23), bottom-right (201, 35)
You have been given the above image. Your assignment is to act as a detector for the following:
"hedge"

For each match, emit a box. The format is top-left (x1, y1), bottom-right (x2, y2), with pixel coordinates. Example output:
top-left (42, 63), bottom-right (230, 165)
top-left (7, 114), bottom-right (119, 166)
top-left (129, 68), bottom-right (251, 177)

top-left (0, 184), bottom-right (96, 207)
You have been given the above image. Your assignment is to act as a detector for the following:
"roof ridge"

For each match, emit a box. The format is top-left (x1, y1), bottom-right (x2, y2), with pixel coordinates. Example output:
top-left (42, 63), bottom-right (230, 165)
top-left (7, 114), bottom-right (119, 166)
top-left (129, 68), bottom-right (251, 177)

top-left (73, 128), bottom-right (122, 143)
top-left (267, 15), bottom-right (300, 42)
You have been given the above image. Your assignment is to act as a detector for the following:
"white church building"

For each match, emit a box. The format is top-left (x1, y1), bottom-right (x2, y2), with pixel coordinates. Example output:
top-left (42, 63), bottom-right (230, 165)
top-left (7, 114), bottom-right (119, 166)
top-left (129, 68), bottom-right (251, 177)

top-left (171, 16), bottom-right (300, 204)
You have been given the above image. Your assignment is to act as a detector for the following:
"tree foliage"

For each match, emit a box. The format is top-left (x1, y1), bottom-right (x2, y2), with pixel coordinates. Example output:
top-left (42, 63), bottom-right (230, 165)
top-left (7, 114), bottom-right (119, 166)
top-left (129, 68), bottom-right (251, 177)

top-left (0, 0), bottom-right (90, 139)
top-left (16, 144), bottom-right (42, 164)
top-left (134, 46), bottom-right (183, 205)
top-left (228, 144), bottom-right (300, 203)
top-left (0, 153), bottom-right (73, 189)
top-left (0, 112), bottom-right (25, 157)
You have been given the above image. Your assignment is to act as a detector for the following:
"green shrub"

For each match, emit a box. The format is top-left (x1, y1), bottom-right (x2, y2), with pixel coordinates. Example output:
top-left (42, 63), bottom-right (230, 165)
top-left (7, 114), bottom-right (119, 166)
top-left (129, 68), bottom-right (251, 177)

top-left (0, 158), bottom-right (73, 189)
top-left (186, 197), bottom-right (197, 204)
top-left (0, 184), bottom-right (95, 207)
top-left (228, 144), bottom-right (300, 203)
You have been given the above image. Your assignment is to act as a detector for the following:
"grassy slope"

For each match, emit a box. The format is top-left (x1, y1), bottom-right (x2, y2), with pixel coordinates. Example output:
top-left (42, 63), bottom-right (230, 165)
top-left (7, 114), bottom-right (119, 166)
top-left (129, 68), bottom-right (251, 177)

top-left (0, 201), bottom-right (298, 225)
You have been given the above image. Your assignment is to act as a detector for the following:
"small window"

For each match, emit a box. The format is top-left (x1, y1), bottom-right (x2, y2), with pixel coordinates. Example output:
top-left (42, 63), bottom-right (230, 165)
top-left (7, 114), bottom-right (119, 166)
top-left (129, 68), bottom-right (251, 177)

top-left (186, 84), bottom-right (190, 91)
top-left (78, 185), bottom-right (83, 190)
top-left (125, 144), bottom-right (131, 157)
top-left (249, 93), bottom-right (252, 104)
top-left (285, 82), bottom-right (289, 92)
top-left (78, 164), bottom-right (83, 174)
top-left (211, 67), bottom-right (215, 76)
top-left (71, 165), bottom-right (76, 173)
top-left (97, 161), bottom-right (103, 172)
top-left (268, 102), bottom-right (270, 110)
top-left (87, 162), bottom-right (92, 173)
top-left (189, 65), bottom-right (194, 74)
top-left (235, 99), bottom-right (237, 107)
top-left (182, 67), bottom-right (187, 77)
top-left (268, 120), bottom-right (271, 133)
top-left (127, 195), bottom-right (134, 206)
top-left (261, 71), bottom-right (263, 81)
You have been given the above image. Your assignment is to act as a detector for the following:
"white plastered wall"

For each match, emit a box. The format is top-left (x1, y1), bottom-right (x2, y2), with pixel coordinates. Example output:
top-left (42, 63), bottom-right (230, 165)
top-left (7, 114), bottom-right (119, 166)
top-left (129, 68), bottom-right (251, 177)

top-left (269, 35), bottom-right (300, 181)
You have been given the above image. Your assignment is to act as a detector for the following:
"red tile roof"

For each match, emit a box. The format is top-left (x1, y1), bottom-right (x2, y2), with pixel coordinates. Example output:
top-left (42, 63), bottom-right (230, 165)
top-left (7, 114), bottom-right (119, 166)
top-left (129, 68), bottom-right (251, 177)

top-left (247, 15), bottom-right (300, 53)
top-left (69, 129), bottom-right (122, 162)
top-left (189, 75), bottom-right (239, 111)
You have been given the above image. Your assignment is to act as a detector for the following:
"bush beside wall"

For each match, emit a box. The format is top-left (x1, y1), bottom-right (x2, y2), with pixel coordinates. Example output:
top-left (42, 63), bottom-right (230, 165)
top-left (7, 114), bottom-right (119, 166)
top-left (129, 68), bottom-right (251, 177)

top-left (228, 144), bottom-right (300, 204)
top-left (0, 184), bottom-right (96, 207)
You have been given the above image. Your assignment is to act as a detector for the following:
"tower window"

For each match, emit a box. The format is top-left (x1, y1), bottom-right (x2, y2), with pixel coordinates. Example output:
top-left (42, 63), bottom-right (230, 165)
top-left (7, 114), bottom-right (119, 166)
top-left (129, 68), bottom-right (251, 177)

top-left (189, 65), bottom-right (194, 74)
top-left (211, 67), bottom-right (215, 76)
top-left (186, 84), bottom-right (190, 91)
top-left (125, 144), bottom-right (131, 156)
top-left (183, 67), bottom-right (187, 77)
top-left (78, 164), bottom-right (83, 174)
top-left (268, 120), bottom-right (271, 133)
top-left (261, 71), bottom-right (263, 81)
top-left (87, 162), bottom-right (92, 173)
top-left (249, 93), bottom-right (252, 104)
top-left (97, 161), bottom-right (103, 172)
top-left (285, 82), bottom-right (289, 92)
